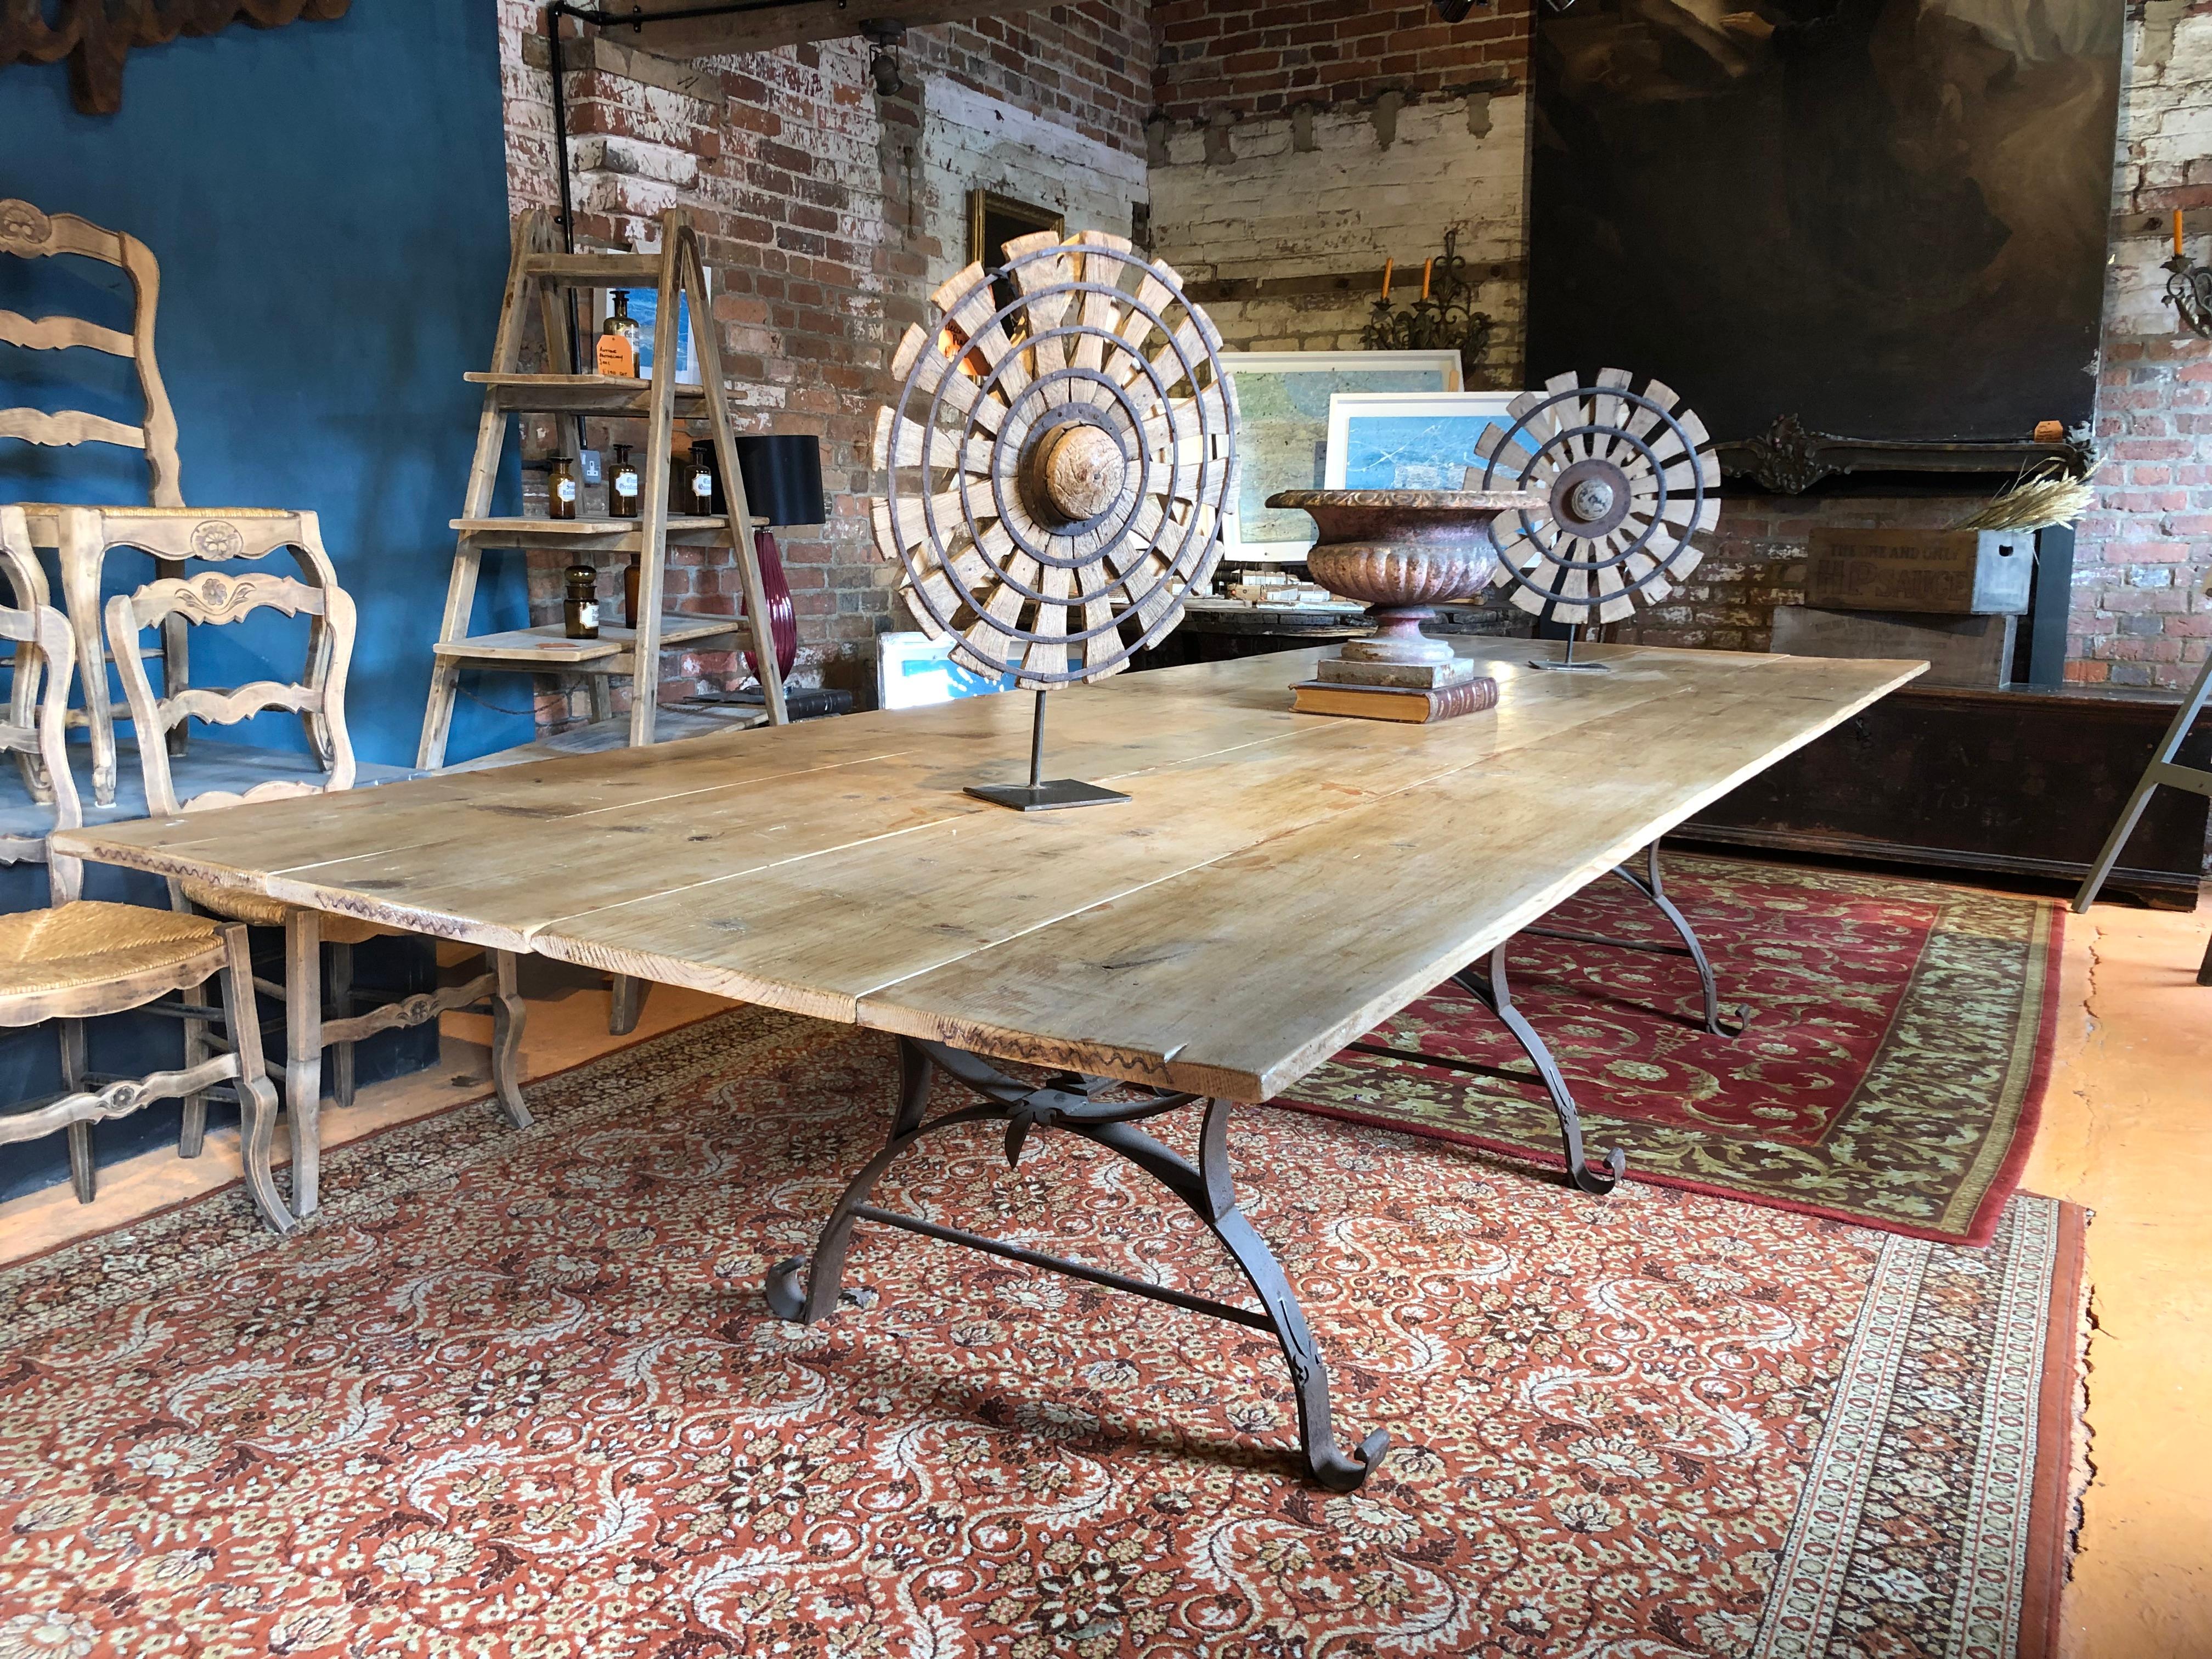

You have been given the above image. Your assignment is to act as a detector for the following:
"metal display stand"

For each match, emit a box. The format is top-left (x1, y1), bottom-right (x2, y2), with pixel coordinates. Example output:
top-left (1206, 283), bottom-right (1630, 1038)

top-left (2072, 651), bottom-right (2212, 984)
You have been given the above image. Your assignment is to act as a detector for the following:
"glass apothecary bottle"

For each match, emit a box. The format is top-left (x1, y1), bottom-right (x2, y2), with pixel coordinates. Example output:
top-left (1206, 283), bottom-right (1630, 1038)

top-left (547, 455), bottom-right (579, 521)
top-left (564, 562), bottom-right (601, 639)
top-left (596, 290), bottom-right (639, 378)
top-left (609, 443), bottom-right (640, 520)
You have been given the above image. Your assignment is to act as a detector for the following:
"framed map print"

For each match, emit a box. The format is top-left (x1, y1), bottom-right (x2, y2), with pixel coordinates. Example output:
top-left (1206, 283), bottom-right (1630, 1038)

top-left (1323, 392), bottom-right (1520, 490)
top-left (1219, 351), bottom-right (1463, 561)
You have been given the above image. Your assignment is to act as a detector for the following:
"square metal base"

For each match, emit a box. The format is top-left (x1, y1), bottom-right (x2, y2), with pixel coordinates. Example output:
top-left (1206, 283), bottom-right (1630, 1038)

top-left (1528, 657), bottom-right (1610, 673)
top-left (965, 778), bottom-right (1131, 812)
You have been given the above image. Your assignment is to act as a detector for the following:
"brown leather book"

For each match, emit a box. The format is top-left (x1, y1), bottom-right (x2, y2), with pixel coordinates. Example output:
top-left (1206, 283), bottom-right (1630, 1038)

top-left (1289, 676), bottom-right (1500, 723)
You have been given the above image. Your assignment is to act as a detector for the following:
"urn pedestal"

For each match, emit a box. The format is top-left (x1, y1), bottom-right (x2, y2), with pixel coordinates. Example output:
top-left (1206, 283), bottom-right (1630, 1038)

top-left (1268, 488), bottom-right (1544, 707)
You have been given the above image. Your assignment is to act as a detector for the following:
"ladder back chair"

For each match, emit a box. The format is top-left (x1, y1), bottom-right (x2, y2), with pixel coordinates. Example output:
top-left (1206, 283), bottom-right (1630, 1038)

top-left (105, 521), bottom-right (532, 1217)
top-left (0, 515), bottom-right (287, 1231)
top-left (0, 196), bottom-right (192, 806)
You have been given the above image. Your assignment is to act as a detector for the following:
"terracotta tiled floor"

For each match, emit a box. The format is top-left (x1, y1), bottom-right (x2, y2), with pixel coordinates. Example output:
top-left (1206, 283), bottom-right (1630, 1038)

top-left (1, 901), bottom-right (2205, 1655)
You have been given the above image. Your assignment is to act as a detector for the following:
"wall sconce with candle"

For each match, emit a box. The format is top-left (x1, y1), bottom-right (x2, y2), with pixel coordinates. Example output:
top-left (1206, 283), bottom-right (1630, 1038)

top-left (1360, 229), bottom-right (1495, 379)
top-left (2166, 209), bottom-right (2212, 337)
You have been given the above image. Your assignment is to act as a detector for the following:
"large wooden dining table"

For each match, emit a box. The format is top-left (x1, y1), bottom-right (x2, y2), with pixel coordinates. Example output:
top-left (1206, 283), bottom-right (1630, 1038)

top-left (54, 641), bottom-right (1922, 1489)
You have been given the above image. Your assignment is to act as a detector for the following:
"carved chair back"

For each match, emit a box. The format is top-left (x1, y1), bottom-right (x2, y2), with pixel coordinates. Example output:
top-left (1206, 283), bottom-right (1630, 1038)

top-left (103, 510), bottom-right (357, 819)
top-left (0, 510), bottom-right (84, 903)
top-left (0, 198), bottom-right (182, 509)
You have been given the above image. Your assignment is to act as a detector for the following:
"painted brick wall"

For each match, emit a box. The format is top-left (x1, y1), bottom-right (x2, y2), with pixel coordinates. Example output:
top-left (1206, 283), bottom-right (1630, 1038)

top-left (2071, 0), bottom-right (2212, 691)
top-left (1147, 91), bottom-right (1526, 382)
top-left (490, 1), bottom-right (1149, 733)
top-left (1146, 0), bottom-right (1528, 383)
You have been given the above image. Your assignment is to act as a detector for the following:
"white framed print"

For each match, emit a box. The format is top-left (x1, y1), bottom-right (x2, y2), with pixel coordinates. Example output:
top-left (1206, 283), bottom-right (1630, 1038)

top-left (1323, 392), bottom-right (1522, 491)
top-left (876, 631), bottom-right (1019, 710)
top-left (1219, 350), bottom-right (1463, 561)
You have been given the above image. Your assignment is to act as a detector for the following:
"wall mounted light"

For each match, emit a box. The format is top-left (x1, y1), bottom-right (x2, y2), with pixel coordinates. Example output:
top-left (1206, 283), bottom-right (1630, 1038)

top-left (860, 18), bottom-right (905, 98)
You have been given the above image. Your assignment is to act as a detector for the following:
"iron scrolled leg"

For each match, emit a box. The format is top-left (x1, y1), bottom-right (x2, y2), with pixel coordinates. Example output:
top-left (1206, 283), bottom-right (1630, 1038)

top-left (765, 1036), bottom-right (936, 1324)
top-left (1453, 944), bottom-right (1625, 1195)
top-left (1624, 842), bottom-right (1744, 1038)
top-left (765, 1040), bottom-right (1387, 1488)
top-left (1194, 1097), bottom-right (1388, 1492)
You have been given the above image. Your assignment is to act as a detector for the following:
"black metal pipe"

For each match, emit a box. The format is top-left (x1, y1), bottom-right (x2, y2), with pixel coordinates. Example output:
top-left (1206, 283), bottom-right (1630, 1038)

top-left (1028, 689), bottom-right (1046, 788)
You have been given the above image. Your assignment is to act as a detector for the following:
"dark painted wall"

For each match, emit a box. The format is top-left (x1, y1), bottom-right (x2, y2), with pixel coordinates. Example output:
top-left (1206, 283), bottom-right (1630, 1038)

top-left (0, 0), bottom-right (526, 1201)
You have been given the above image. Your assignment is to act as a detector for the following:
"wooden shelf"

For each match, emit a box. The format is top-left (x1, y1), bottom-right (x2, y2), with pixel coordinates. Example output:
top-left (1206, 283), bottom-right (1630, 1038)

top-left (452, 515), bottom-right (739, 551)
top-left (464, 372), bottom-right (710, 416)
top-left (517, 252), bottom-right (663, 283)
top-left (431, 612), bottom-right (745, 667)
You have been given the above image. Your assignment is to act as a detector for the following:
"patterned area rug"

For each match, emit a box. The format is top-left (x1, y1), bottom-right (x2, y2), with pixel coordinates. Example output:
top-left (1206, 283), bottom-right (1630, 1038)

top-left (0, 1011), bottom-right (2083, 1657)
top-left (1278, 854), bottom-right (2061, 1245)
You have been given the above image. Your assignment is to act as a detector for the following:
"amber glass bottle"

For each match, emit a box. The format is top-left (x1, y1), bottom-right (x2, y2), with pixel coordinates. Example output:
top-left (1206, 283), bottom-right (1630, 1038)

top-left (624, 554), bottom-right (642, 628)
top-left (596, 291), bottom-right (639, 377)
top-left (564, 563), bottom-right (601, 639)
top-left (676, 439), bottom-right (721, 516)
top-left (609, 443), bottom-right (640, 520)
top-left (547, 455), bottom-right (579, 521)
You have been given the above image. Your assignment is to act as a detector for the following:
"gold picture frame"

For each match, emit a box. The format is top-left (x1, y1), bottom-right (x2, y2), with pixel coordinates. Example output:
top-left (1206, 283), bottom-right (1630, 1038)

top-left (967, 189), bottom-right (1065, 269)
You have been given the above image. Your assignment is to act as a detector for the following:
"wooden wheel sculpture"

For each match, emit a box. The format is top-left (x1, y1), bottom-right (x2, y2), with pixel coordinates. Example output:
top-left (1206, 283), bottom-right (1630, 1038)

top-left (872, 230), bottom-right (1238, 806)
top-left (1473, 369), bottom-right (1721, 669)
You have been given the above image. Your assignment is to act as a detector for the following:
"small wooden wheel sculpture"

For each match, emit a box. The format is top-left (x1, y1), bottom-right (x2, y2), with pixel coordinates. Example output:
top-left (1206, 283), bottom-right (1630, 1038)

top-left (1474, 369), bottom-right (1720, 667)
top-left (872, 230), bottom-right (1238, 687)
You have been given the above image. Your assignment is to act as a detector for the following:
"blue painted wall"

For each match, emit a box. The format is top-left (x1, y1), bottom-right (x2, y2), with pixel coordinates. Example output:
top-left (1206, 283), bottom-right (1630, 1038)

top-left (0, 0), bottom-right (529, 1200)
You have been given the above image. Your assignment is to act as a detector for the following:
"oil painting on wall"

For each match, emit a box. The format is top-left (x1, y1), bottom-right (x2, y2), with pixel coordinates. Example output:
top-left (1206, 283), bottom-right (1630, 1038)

top-left (1526, 0), bottom-right (2123, 444)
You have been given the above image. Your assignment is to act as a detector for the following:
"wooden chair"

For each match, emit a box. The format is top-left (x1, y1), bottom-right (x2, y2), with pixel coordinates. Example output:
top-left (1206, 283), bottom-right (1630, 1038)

top-left (0, 511), bottom-right (288, 1232)
top-left (103, 515), bottom-right (532, 1217)
top-left (1, 196), bottom-right (194, 808)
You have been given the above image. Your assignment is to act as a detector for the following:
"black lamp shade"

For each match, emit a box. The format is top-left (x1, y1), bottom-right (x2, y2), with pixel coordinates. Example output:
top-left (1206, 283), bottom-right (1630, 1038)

top-left (732, 433), bottom-right (825, 527)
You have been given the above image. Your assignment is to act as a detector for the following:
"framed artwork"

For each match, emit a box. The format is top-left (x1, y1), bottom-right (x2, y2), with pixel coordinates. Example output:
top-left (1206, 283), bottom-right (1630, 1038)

top-left (1220, 351), bottom-right (1463, 561)
top-left (1323, 392), bottom-right (1521, 490)
top-left (596, 284), bottom-right (703, 385)
top-left (876, 631), bottom-right (1018, 711)
top-left (968, 189), bottom-right (1065, 318)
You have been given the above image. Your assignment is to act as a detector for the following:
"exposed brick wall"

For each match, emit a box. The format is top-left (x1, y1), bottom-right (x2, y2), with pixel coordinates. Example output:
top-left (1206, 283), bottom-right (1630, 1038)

top-left (1146, 1), bottom-right (1527, 383)
top-left (488, 0), bottom-right (1150, 736)
top-left (1152, 0), bottom-right (1530, 121)
top-left (2069, 0), bottom-right (2212, 692)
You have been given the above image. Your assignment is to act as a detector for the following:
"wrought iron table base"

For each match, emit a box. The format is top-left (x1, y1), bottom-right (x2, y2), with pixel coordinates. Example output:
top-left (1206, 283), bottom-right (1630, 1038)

top-left (1353, 843), bottom-right (1746, 1197)
top-left (766, 1035), bottom-right (1390, 1492)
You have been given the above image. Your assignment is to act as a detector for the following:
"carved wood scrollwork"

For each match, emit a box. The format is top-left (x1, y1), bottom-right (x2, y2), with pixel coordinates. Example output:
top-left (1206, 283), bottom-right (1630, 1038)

top-left (0, 0), bottom-right (352, 116)
top-left (129, 569), bottom-right (324, 629)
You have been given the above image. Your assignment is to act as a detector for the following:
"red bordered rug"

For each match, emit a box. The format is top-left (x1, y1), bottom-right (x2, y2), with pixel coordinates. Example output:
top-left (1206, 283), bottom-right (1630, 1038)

top-left (1274, 854), bottom-right (2062, 1245)
top-left (0, 1010), bottom-right (2085, 1656)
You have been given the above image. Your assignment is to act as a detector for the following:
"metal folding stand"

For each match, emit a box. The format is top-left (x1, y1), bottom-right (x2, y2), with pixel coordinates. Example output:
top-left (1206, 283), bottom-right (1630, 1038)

top-left (765, 1035), bottom-right (1390, 1492)
top-left (966, 690), bottom-right (1130, 812)
top-left (1350, 842), bottom-right (1747, 1195)
top-left (2071, 651), bottom-right (2212, 986)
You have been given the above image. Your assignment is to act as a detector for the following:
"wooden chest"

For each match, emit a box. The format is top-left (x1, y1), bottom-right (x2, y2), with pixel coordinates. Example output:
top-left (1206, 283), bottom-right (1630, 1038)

top-left (1805, 527), bottom-right (2034, 614)
top-left (1682, 682), bottom-right (2212, 909)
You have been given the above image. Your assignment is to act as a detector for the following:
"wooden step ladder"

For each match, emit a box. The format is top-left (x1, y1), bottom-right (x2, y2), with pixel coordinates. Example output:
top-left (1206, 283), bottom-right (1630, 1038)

top-left (2072, 647), bottom-right (2212, 984)
top-left (417, 207), bottom-right (789, 769)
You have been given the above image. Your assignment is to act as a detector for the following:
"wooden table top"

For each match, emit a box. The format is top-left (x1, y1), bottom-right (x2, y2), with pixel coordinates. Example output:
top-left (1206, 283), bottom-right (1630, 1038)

top-left (54, 644), bottom-right (1922, 1101)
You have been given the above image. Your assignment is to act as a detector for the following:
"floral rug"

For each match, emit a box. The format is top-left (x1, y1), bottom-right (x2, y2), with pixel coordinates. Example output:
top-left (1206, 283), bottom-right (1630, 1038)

top-left (0, 1009), bottom-right (2084, 1657)
top-left (1277, 854), bottom-right (2062, 1245)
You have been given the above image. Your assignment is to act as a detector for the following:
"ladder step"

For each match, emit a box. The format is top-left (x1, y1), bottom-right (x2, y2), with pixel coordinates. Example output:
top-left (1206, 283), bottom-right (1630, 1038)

top-left (452, 515), bottom-right (739, 550)
top-left (465, 372), bottom-right (710, 415)
top-left (519, 252), bottom-right (665, 283)
top-left (432, 613), bottom-right (746, 667)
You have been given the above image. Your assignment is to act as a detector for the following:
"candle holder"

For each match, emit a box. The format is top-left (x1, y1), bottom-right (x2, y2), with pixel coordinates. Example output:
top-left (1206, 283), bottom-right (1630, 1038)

top-left (1361, 229), bottom-right (1494, 380)
top-left (2168, 249), bottom-right (2212, 337)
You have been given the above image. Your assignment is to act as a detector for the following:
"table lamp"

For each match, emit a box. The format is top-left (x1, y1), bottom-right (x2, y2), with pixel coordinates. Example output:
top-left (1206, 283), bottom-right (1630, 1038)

top-left (730, 433), bottom-right (820, 683)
